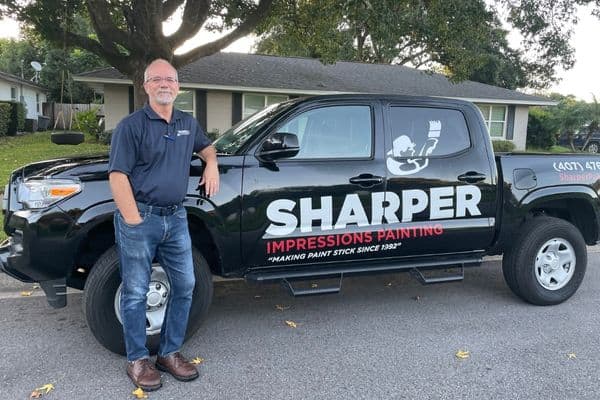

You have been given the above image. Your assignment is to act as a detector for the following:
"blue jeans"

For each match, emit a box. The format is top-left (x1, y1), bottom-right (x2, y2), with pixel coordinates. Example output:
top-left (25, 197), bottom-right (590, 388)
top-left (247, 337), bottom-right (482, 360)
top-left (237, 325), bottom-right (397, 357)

top-left (114, 203), bottom-right (195, 362)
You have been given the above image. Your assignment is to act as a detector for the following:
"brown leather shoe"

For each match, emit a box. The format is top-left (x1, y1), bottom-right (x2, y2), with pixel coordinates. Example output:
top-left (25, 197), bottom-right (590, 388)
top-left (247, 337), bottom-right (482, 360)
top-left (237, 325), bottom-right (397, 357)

top-left (126, 358), bottom-right (162, 391)
top-left (156, 352), bottom-right (199, 381)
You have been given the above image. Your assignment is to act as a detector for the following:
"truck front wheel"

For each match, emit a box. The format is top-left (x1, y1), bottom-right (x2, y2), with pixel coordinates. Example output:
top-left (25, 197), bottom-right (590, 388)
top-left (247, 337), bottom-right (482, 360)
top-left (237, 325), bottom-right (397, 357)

top-left (502, 216), bottom-right (586, 305)
top-left (83, 246), bottom-right (213, 355)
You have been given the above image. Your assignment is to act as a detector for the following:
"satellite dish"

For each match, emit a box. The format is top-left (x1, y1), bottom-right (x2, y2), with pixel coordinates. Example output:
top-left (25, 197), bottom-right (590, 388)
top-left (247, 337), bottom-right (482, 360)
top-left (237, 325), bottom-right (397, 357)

top-left (31, 61), bottom-right (42, 71)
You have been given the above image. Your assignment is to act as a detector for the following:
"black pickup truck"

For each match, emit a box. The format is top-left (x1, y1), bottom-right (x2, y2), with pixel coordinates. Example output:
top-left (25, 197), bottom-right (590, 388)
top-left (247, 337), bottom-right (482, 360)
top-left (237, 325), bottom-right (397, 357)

top-left (2, 94), bottom-right (600, 355)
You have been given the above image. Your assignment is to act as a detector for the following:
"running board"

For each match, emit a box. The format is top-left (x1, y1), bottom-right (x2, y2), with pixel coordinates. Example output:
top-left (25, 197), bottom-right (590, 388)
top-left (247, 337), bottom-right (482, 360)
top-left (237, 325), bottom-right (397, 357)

top-left (410, 265), bottom-right (464, 285)
top-left (282, 275), bottom-right (343, 297)
top-left (245, 253), bottom-right (483, 283)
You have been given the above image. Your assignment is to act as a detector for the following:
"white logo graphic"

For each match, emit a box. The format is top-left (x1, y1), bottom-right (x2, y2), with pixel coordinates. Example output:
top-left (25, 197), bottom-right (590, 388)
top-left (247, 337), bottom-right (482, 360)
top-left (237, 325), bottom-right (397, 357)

top-left (386, 120), bottom-right (441, 176)
top-left (177, 130), bottom-right (191, 136)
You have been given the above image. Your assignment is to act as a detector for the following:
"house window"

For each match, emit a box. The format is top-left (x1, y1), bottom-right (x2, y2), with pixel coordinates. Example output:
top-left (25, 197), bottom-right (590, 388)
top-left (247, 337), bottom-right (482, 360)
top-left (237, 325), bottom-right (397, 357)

top-left (10, 87), bottom-right (17, 102)
top-left (476, 104), bottom-right (507, 138)
top-left (175, 90), bottom-right (194, 115)
top-left (243, 93), bottom-right (288, 119)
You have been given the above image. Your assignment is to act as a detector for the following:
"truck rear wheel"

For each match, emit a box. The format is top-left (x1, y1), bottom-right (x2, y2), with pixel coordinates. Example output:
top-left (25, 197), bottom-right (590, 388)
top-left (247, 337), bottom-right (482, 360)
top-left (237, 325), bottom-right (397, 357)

top-left (502, 216), bottom-right (586, 305)
top-left (83, 246), bottom-right (213, 355)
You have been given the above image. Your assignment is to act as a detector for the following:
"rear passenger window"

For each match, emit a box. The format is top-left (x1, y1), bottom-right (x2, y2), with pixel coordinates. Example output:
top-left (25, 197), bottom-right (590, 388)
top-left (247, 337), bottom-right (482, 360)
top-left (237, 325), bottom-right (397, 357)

top-left (277, 105), bottom-right (372, 159)
top-left (388, 107), bottom-right (470, 157)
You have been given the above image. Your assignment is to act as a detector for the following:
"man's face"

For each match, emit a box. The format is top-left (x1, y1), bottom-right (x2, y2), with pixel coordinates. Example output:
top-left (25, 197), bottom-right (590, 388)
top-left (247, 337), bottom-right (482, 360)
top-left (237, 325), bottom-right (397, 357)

top-left (143, 62), bottom-right (179, 106)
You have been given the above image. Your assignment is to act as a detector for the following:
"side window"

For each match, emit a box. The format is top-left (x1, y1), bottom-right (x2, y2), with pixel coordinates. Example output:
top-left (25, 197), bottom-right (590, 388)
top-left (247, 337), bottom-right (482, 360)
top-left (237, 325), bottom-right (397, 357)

top-left (277, 105), bottom-right (372, 159)
top-left (388, 107), bottom-right (470, 158)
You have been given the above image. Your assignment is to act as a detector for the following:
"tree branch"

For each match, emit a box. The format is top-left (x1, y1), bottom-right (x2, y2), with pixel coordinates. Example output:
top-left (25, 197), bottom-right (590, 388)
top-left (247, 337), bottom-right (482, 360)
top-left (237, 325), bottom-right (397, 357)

top-left (167, 0), bottom-right (210, 49)
top-left (162, 0), bottom-right (185, 19)
top-left (174, 0), bottom-right (274, 66)
top-left (85, 0), bottom-right (131, 52)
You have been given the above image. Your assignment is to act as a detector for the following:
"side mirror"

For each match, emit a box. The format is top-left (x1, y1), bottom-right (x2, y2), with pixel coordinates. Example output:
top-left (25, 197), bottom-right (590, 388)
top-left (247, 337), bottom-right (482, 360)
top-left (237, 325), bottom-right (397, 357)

top-left (258, 132), bottom-right (299, 160)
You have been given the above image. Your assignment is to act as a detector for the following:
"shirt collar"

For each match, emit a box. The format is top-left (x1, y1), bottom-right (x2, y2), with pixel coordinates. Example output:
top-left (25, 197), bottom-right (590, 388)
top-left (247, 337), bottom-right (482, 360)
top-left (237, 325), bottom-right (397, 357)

top-left (143, 103), bottom-right (183, 122)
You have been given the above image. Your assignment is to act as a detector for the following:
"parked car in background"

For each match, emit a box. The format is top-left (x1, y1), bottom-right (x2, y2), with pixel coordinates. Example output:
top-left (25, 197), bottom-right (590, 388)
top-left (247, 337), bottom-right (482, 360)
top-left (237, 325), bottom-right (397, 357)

top-left (558, 131), bottom-right (600, 153)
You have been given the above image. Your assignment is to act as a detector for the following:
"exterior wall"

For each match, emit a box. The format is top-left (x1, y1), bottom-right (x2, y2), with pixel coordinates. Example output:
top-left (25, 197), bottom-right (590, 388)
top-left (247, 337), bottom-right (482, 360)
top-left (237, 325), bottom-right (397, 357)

top-left (512, 105), bottom-right (529, 150)
top-left (0, 80), bottom-right (46, 119)
top-left (21, 86), bottom-right (46, 119)
top-left (0, 81), bottom-right (16, 102)
top-left (206, 91), bottom-right (232, 135)
top-left (104, 84), bottom-right (130, 130)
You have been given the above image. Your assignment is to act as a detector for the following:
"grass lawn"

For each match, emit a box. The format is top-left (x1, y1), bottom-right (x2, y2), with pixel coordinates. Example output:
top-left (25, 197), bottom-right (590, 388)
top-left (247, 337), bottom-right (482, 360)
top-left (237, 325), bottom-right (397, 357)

top-left (1, 132), bottom-right (108, 241)
top-left (525, 145), bottom-right (574, 153)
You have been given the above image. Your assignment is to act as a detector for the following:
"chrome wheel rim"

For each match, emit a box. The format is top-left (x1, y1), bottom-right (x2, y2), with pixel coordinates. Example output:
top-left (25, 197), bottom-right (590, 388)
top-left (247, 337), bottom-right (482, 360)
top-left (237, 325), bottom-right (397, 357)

top-left (114, 265), bottom-right (170, 335)
top-left (534, 238), bottom-right (575, 291)
top-left (588, 143), bottom-right (598, 153)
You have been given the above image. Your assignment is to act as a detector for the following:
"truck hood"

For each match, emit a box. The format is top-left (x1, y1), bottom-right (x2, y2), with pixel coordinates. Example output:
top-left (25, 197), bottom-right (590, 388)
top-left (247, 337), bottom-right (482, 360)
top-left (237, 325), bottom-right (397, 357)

top-left (12, 154), bottom-right (110, 183)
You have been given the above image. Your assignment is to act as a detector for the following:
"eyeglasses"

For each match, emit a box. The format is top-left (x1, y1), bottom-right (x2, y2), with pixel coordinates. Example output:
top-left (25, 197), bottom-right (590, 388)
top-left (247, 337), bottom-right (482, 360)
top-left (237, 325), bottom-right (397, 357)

top-left (145, 76), bottom-right (178, 84)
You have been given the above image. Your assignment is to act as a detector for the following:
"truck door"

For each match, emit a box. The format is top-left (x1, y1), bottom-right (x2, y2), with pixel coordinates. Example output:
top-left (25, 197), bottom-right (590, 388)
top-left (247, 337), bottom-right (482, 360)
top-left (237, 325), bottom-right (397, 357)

top-left (380, 103), bottom-right (497, 258)
top-left (241, 101), bottom-right (388, 268)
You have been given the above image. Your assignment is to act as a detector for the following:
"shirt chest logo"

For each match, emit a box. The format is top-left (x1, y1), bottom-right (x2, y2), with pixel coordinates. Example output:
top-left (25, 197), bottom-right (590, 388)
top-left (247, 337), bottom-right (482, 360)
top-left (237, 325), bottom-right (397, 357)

top-left (176, 130), bottom-right (191, 136)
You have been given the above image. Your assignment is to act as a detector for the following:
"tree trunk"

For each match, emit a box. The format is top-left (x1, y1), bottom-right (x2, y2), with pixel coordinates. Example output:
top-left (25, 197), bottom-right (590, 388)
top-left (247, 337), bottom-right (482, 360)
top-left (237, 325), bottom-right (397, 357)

top-left (131, 68), bottom-right (148, 111)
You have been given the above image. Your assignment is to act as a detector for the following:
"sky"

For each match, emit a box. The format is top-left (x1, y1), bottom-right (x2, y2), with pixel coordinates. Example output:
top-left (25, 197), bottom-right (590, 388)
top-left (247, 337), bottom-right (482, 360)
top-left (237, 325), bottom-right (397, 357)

top-left (1, 8), bottom-right (600, 102)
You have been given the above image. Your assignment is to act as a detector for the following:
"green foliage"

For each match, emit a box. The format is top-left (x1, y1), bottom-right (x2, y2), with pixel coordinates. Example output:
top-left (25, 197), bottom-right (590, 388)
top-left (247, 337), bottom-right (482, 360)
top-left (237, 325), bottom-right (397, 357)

top-left (74, 107), bottom-right (101, 139)
top-left (527, 107), bottom-right (558, 149)
top-left (492, 140), bottom-right (516, 152)
top-left (257, 0), bottom-right (600, 89)
top-left (0, 101), bottom-right (26, 136)
top-left (0, 103), bottom-right (11, 137)
top-left (0, 37), bottom-right (107, 103)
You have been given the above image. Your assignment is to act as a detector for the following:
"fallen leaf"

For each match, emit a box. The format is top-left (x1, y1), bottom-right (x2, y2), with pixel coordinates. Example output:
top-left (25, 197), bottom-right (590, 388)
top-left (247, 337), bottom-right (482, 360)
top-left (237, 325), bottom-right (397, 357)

top-left (29, 390), bottom-right (42, 399)
top-left (455, 350), bottom-right (470, 359)
top-left (275, 304), bottom-right (290, 311)
top-left (191, 357), bottom-right (204, 365)
top-left (567, 353), bottom-right (577, 359)
top-left (21, 291), bottom-right (33, 297)
top-left (285, 320), bottom-right (298, 328)
top-left (132, 387), bottom-right (148, 399)
top-left (37, 384), bottom-right (54, 394)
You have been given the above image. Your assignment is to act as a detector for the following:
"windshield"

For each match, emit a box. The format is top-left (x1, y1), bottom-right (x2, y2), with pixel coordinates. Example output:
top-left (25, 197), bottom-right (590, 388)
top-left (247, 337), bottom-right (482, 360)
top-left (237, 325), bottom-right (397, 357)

top-left (213, 101), bottom-right (295, 154)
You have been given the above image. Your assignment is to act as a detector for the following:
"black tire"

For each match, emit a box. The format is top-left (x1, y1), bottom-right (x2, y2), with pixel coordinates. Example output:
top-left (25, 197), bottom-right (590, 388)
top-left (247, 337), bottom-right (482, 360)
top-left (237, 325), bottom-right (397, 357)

top-left (502, 216), bottom-right (586, 305)
top-left (51, 131), bottom-right (85, 145)
top-left (83, 245), bottom-right (213, 355)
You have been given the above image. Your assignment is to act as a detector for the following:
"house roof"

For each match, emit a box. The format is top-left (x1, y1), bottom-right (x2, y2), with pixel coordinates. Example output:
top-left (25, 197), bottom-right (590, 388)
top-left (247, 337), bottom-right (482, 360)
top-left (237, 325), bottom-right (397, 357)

top-left (0, 70), bottom-right (46, 91)
top-left (75, 52), bottom-right (554, 106)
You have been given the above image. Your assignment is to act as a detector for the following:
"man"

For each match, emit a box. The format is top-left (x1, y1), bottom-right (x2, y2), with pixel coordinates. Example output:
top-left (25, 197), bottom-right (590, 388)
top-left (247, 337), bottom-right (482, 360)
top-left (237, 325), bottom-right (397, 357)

top-left (108, 58), bottom-right (219, 391)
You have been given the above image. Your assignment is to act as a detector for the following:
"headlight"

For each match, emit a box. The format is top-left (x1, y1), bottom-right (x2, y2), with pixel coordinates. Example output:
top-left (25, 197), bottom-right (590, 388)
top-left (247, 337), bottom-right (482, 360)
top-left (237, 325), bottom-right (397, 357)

top-left (17, 178), bottom-right (82, 209)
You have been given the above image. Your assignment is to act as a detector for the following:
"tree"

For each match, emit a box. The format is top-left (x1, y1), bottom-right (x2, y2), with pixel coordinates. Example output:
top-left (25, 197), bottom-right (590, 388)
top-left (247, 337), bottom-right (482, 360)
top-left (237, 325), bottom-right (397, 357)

top-left (256, 0), bottom-right (600, 89)
top-left (3, 0), bottom-right (274, 108)
top-left (0, 37), bottom-right (107, 103)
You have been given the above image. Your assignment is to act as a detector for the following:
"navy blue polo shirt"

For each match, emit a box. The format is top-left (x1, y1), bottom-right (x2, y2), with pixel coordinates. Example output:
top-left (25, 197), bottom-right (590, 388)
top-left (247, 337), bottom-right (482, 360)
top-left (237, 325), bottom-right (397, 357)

top-left (108, 104), bottom-right (211, 206)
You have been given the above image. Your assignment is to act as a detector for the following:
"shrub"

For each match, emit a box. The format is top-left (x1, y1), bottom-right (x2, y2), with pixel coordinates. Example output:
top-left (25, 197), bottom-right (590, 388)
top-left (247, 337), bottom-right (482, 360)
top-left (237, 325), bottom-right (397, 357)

top-left (98, 129), bottom-right (113, 145)
top-left (74, 107), bottom-right (102, 139)
top-left (0, 103), bottom-right (11, 137)
top-left (527, 107), bottom-right (558, 149)
top-left (0, 101), bottom-right (26, 136)
top-left (492, 140), bottom-right (516, 152)
top-left (207, 129), bottom-right (220, 142)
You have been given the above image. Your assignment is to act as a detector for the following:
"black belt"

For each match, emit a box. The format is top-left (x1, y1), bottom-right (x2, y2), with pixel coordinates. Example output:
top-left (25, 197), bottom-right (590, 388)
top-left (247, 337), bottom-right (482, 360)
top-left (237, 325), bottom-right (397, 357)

top-left (137, 202), bottom-right (182, 216)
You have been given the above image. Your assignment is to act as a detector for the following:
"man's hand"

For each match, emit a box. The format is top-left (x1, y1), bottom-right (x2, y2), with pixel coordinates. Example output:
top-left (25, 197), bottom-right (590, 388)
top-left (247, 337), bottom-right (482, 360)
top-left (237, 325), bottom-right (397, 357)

top-left (199, 162), bottom-right (219, 197)
top-left (198, 145), bottom-right (220, 197)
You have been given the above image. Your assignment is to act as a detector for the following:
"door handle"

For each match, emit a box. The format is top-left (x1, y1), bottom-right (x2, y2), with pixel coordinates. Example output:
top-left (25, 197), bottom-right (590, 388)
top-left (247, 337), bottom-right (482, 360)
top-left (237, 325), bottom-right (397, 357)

top-left (457, 171), bottom-right (487, 183)
top-left (349, 174), bottom-right (384, 187)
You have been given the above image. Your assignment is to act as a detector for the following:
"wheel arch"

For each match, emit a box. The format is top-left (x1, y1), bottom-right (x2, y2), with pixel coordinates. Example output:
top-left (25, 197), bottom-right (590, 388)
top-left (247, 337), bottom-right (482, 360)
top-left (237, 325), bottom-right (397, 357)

top-left (519, 186), bottom-right (600, 245)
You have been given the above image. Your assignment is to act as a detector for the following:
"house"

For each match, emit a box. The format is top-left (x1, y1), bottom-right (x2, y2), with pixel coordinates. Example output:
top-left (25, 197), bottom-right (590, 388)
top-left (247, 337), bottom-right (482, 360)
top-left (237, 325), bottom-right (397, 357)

top-left (0, 70), bottom-right (47, 121)
top-left (74, 52), bottom-right (554, 150)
